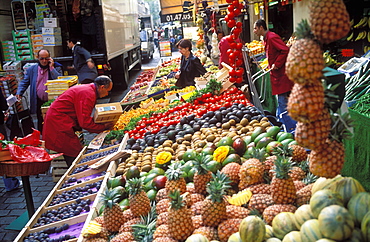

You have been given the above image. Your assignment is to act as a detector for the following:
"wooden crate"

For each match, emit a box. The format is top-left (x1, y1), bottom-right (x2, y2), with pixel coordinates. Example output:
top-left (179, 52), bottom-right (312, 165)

top-left (41, 106), bottom-right (49, 119)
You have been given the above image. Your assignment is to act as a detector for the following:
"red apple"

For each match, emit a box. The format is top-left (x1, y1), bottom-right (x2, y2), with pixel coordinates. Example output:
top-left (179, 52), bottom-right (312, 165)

top-left (153, 175), bottom-right (167, 189)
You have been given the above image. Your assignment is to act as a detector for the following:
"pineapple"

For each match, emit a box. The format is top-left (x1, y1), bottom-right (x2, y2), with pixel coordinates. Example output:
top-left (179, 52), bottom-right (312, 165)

top-left (290, 166), bottom-right (306, 181)
top-left (110, 232), bottom-right (134, 242)
top-left (309, 112), bottom-right (353, 178)
top-left (156, 198), bottom-right (170, 214)
top-left (271, 156), bottom-right (297, 204)
top-left (153, 237), bottom-right (178, 242)
top-left (193, 226), bottom-right (219, 241)
top-left (191, 201), bottom-right (204, 215)
top-left (221, 162), bottom-right (241, 186)
top-left (289, 144), bottom-right (308, 162)
top-left (248, 193), bottom-right (274, 214)
top-left (247, 183), bottom-right (271, 195)
top-left (192, 153), bottom-right (213, 195)
top-left (192, 215), bottom-right (204, 229)
top-left (126, 178), bottom-right (151, 217)
top-left (186, 183), bottom-right (196, 194)
top-left (168, 190), bottom-right (194, 240)
top-left (217, 218), bottom-right (243, 242)
top-left (239, 148), bottom-right (266, 190)
top-left (262, 204), bottom-right (297, 225)
top-left (226, 205), bottom-right (250, 219)
top-left (309, 0), bottom-right (350, 44)
top-left (153, 224), bottom-right (170, 240)
top-left (286, 19), bottom-right (324, 85)
top-left (191, 193), bottom-right (205, 204)
top-left (101, 188), bottom-right (126, 232)
top-left (156, 212), bottom-right (168, 227)
top-left (119, 217), bottom-right (142, 233)
top-left (288, 82), bottom-right (325, 123)
top-left (156, 188), bottom-right (169, 202)
top-left (294, 180), bottom-right (306, 191)
top-left (165, 162), bottom-right (187, 194)
top-left (296, 183), bottom-right (314, 206)
top-left (295, 108), bottom-right (331, 150)
top-left (122, 209), bottom-right (136, 223)
top-left (131, 206), bottom-right (157, 242)
top-left (202, 171), bottom-right (232, 227)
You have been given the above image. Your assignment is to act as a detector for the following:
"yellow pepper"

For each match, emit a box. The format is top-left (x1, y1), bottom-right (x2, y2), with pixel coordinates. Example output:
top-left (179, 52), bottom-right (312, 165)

top-left (156, 151), bottom-right (172, 165)
top-left (213, 146), bottom-right (230, 163)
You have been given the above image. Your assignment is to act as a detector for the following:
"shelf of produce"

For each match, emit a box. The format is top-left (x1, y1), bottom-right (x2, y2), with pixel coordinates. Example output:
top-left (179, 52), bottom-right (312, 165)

top-left (15, 139), bottom-right (128, 241)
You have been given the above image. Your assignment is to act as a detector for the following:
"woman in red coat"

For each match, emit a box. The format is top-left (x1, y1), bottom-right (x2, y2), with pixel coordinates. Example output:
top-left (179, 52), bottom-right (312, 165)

top-left (43, 76), bottom-right (113, 166)
top-left (253, 19), bottom-right (296, 132)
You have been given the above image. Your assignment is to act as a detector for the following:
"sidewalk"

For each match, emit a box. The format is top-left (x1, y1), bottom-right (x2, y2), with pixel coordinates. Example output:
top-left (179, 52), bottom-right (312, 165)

top-left (0, 174), bottom-right (55, 241)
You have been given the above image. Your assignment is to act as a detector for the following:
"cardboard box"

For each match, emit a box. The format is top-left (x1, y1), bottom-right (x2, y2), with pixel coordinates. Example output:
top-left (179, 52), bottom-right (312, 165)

top-left (15, 43), bottom-right (30, 49)
top-left (12, 31), bottom-right (30, 38)
top-left (17, 55), bottom-right (32, 61)
top-left (44, 18), bottom-right (59, 28)
top-left (14, 37), bottom-right (29, 43)
top-left (3, 61), bottom-right (21, 71)
top-left (42, 27), bottom-right (61, 35)
top-left (43, 35), bottom-right (62, 46)
top-left (31, 34), bottom-right (43, 40)
top-left (17, 49), bottom-right (31, 55)
top-left (93, 103), bottom-right (123, 123)
top-left (44, 45), bottom-right (64, 57)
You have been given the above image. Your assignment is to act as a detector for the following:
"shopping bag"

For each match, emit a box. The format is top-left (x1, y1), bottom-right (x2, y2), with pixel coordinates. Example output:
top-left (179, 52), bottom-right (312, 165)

top-left (6, 109), bottom-right (35, 140)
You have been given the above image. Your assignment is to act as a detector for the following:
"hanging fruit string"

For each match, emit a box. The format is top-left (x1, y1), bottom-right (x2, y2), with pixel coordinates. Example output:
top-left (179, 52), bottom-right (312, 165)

top-left (225, 0), bottom-right (244, 84)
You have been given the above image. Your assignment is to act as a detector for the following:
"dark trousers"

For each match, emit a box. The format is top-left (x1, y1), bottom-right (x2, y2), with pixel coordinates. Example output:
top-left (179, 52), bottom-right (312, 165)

top-left (36, 97), bottom-right (46, 133)
top-left (81, 79), bottom-right (94, 84)
top-left (64, 155), bottom-right (77, 167)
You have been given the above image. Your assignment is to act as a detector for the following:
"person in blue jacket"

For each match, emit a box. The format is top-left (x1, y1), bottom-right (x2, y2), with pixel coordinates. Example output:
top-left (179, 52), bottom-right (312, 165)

top-left (67, 38), bottom-right (98, 84)
top-left (16, 49), bottom-right (63, 132)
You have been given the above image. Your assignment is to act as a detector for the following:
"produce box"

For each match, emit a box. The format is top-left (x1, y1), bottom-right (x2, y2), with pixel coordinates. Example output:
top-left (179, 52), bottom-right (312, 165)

top-left (44, 18), bottom-right (60, 28)
top-left (41, 106), bottom-right (49, 119)
top-left (342, 109), bottom-right (370, 191)
top-left (93, 102), bottom-right (123, 123)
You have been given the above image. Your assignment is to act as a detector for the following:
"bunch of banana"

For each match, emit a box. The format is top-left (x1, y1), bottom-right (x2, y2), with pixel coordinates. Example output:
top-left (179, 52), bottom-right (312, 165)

top-left (350, 19), bottom-right (355, 27)
top-left (364, 46), bottom-right (370, 54)
top-left (355, 31), bottom-right (368, 41)
top-left (323, 51), bottom-right (338, 66)
top-left (82, 220), bottom-right (102, 237)
top-left (368, 31), bottom-right (370, 42)
top-left (347, 32), bottom-right (354, 41)
top-left (354, 17), bottom-right (368, 28)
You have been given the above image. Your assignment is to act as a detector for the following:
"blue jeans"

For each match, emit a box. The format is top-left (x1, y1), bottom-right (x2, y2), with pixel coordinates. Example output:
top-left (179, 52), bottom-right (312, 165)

top-left (277, 92), bottom-right (297, 132)
top-left (3, 176), bottom-right (20, 191)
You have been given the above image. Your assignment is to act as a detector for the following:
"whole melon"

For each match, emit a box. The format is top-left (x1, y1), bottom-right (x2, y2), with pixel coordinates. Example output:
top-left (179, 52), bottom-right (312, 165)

top-left (347, 227), bottom-right (364, 242)
top-left (300, 219), bottom-right (323, 242)
top-left (266, 239), bottom-right (282, 242)
top-left (327, 176), bottom-right (365, 206)
top-left (227, 232), bottom-right (242, 242)
top-left (185, 234), bottom-right (210, 242)
top-left (265, 224), bottom-right (274, 239)
top-left (294, 204), bottom-right (315, 230)
top-left (309, 189), bottom-right (344, 218)
top-left (347, 192), bottom-right (370, 226)
top-left (272, 212), bottom-right (297, 239)
top-left (361, 210), bottom-right (370, 241)
top-left (318, 205), bottom-right (354, 241)
top-left (311, 175), bottom-right (344, 195)
top-left (239, 215), bottom-right (265, 242)
top-left (282, 231), bottom-right (301, 242)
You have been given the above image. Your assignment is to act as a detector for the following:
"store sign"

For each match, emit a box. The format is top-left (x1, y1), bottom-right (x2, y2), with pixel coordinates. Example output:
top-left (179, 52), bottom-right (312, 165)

top-left (160, 12), bottom-right (193, 22)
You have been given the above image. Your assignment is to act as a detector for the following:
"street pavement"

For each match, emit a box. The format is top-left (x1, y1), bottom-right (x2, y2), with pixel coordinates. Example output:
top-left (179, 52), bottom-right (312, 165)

top-left (0, 48), bottom-right (181, 242)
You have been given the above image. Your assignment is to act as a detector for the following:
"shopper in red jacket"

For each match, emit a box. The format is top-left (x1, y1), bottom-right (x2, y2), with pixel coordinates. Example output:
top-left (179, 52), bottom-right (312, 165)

top-left (43, 76), bottom-right (114, 166)
top-left (253, 19), bottom-right (296, 132)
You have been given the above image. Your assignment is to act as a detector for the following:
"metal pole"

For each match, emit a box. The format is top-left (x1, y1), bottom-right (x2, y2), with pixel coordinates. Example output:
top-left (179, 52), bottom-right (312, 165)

top-left (21, 176), bottom-right (35, 219)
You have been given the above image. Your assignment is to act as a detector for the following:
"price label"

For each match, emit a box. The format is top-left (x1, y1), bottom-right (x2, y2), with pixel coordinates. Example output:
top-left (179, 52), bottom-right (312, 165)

top-left (160, 12), bottom-right (193, 23)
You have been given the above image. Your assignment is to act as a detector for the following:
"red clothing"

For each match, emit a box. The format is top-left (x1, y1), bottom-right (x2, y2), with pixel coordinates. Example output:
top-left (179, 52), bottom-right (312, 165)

top-left (263, 31), bottom-right (294, 95)
top-left (43, 83), bottom-right (106, 157)
top-left (218, 36), bottom-right (243, 68)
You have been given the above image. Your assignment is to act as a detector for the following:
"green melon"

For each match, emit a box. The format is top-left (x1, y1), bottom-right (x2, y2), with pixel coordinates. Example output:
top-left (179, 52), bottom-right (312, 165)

top-left (185, 234), bottom-right (210, 242)
top-left (318, 205), bottom-right (354, 241)
top-left (348, 228), bottom-right (364, 242)
top-left (311, 175), bottom-right (344, 195)
top-left (315, 239), bottom-right (336, 242)
top-left (327, 176), bottom-right (365, 206)
top-left (227, 232), bottom-right (242, 242)
top-left (294, 204), bottom-right (315, 230)
top-left (300, 219), bottom-right (323, 242)
top-left (239, 215), bottom-right (266, 242)
top-left (282, 231), bottom-right (301, 242)
top-left (265, 224), bottom-right (274, 239)
top-left (272, 212), bottom-right (297, 239)
top-left (347, 192), bottom-right (370, 226)
top-left (266, 238), bottom-right (282, 242)
top-left (309, 189), bottom-right (344, 218)
top-left (361, 210), bottom-right (370, 241)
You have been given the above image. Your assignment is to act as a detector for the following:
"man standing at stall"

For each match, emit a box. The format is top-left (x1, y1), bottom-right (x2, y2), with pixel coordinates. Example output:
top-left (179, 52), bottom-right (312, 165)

top-left (43, 76), bottom-right (114, 167)
top-left (16, 49), bottom-right (63, 132)
top-left (253, 19), bottom-right (296, 132)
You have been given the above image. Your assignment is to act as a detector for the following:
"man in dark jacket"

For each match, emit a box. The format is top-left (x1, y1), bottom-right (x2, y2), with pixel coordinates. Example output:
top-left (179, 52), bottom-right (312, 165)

top-left (16, 49), bottom-right (63, 132)
top-left (67, 38), bottom-right (98, 84)
top-left (253, 19), bottom-right (296, 132)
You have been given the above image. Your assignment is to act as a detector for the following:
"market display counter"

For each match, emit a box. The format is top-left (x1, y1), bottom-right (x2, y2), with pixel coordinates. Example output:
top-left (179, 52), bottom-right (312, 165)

top-left (343, 109), bottom-right (370, 191)
top-left (14, 139), bottom-right (128, 242)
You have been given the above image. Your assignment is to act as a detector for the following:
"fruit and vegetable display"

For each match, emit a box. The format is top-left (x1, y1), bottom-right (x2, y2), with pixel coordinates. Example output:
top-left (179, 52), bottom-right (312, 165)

top-left (245, 40), bottom-right (265, 56)
top-left (344, 60), bottom-right (370, 102)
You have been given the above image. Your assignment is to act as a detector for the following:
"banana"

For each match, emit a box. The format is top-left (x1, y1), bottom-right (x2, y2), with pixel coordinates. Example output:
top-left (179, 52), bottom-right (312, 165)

top-left (362, 17), bottom-right (369, 28)
top-left (368, 17), bottom-right (370, 28)
top-left (355, 31), bottom-right (364, 41)
top-left (347, 32), bottom-right (354, 41)
top-left (364, 31), bottom-right (369, 40)
top-left (368, 31), bottom-right (370, 42)
top-left (354, 17), bottom-right (368, 28)
top-left (350, 19), bottom-right (354, 27)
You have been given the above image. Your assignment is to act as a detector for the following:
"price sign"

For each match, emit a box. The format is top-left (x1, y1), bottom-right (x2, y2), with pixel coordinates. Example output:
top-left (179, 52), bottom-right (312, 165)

top-left (160, 12), bottom-right (193, 23)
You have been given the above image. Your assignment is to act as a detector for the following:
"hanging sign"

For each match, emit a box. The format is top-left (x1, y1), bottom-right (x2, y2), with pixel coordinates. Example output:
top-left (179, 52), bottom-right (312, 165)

top-left (160, 12), bottom-right (193, 22)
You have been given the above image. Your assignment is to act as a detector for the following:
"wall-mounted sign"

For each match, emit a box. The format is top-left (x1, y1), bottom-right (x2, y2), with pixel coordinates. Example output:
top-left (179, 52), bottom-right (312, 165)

top-left (160, 12), bottom-right (193, 22)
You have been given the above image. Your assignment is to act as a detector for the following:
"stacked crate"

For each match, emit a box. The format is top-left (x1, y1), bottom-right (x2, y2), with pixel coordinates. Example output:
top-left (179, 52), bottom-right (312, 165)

top-left (31, 34), bottom-right (43, 57)
top-left (50, 152), bottom-right (68, 182)
top-left (13, 30), bottom-right (33, 61)
top-left (45, 75), bottom-right (78, 101)
top-left (1, 41), bottom-right (16, 62)
top-left (42, 18), bottom-right (63, 57)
